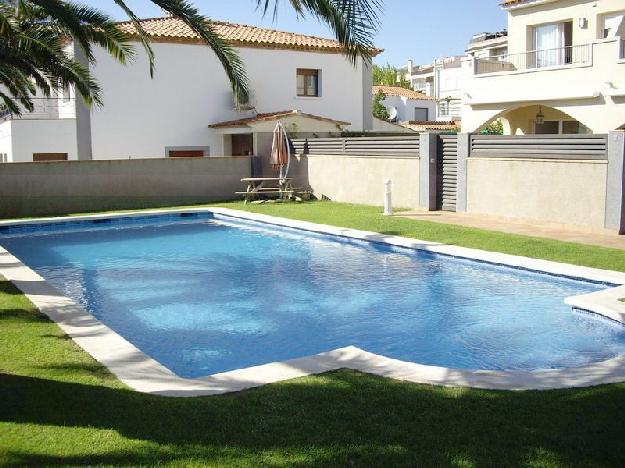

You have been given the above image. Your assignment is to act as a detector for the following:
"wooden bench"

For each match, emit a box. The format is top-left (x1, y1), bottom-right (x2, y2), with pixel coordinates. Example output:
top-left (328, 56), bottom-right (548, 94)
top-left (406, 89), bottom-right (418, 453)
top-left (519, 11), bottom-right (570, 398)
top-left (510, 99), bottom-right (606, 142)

top-left (238, 177), bottom-right (295, 204)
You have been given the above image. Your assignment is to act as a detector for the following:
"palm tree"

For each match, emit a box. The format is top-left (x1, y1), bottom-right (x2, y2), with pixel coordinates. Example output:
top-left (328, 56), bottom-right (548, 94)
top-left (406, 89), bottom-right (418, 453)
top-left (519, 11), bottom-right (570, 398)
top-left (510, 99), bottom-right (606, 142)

top-left (2, 0), bottom-right (381, 114)
top-left (0, 1), bottom-right (132, 115)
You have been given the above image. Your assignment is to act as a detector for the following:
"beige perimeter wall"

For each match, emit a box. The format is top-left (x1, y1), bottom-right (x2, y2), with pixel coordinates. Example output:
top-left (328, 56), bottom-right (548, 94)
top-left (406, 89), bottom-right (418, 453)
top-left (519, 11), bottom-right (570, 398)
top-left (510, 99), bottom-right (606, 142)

top-left (290, 154), bottom-right (420, 208)
top-left (0, 157), bottom-right (251, 217)
top-left (467, 158), bottom-right (608, 229)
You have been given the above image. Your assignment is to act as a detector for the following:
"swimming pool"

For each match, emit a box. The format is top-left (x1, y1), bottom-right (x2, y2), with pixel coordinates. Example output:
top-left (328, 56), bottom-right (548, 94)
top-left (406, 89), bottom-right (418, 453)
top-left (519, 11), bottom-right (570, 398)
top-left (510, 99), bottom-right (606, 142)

top-left (2, 210), bottom-right (625, 380)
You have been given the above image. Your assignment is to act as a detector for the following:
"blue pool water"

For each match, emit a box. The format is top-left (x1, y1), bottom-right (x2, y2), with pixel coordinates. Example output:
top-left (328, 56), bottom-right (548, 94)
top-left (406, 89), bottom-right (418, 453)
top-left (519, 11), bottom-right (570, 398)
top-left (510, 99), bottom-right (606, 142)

top-left (2, 213), bottom-right (625, 378)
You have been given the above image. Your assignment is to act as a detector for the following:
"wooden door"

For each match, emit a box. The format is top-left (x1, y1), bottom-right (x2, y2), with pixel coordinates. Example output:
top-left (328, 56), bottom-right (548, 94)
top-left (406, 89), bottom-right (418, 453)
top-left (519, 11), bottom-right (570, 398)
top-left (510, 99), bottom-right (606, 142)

top-left (168, 150), bottom-right (204, 158)
top-left (33, 153), bottom-right (68, 162)
top-left (232, 134), bottom-right (253, 156)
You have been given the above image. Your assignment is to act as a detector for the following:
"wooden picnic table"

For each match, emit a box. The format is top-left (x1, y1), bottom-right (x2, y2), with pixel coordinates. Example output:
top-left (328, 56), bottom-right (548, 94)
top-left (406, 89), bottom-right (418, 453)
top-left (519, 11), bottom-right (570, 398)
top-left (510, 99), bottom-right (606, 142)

top-left (237, 177), bottom-right (295, 204)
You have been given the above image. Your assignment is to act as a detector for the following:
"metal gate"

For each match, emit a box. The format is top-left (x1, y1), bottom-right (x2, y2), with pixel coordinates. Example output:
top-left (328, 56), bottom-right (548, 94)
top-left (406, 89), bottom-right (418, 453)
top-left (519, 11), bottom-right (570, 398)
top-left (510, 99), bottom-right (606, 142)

top-left (437, 134), bottom-right (458, 211)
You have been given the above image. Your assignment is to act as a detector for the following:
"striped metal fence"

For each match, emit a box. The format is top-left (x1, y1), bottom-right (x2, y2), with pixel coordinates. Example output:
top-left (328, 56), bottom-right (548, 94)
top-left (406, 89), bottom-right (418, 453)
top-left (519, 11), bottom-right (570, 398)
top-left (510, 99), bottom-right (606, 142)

top-left (290, 136), bottom-right (420, 157)
top-left (469, 134), bottom-right (608, 160)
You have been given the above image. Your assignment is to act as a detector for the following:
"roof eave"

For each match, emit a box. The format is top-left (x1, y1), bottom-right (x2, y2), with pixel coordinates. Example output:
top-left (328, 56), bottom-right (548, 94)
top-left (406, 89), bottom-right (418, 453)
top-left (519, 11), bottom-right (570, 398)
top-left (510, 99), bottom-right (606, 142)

top-left (121, 32), bottom-right (382, 57)
top-left (501, 0), bottom-right (559, 10)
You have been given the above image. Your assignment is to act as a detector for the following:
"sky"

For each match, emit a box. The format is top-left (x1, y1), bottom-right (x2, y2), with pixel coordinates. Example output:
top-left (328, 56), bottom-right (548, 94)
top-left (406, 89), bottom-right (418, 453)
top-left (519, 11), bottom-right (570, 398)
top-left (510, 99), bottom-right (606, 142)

top-left (80, 0), bottom-right (507, 67)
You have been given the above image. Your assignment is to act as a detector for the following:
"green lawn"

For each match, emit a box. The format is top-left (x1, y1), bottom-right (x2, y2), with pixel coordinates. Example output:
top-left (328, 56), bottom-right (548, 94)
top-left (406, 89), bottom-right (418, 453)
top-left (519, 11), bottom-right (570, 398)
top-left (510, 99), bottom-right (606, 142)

top-left (2, 201), bottom-right (625, 466)
top-left (2, 276), bottom-right (625, 467)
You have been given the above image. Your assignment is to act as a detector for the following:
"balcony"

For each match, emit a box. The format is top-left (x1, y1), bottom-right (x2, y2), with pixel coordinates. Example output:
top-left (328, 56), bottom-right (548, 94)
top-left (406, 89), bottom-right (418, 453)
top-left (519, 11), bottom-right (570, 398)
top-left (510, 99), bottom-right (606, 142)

top-left (0, 97), bottom-right (75, 122)
top-left (474, 44), bottom-right (592, 75)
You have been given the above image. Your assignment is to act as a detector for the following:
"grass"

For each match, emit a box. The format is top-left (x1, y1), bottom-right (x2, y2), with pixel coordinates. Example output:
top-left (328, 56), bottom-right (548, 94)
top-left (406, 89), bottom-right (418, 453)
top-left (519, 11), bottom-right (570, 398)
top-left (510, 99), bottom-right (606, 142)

top-left (2, 201), bottom-right (625, 465)
top-left (2, 276), bottom-right (625, 467)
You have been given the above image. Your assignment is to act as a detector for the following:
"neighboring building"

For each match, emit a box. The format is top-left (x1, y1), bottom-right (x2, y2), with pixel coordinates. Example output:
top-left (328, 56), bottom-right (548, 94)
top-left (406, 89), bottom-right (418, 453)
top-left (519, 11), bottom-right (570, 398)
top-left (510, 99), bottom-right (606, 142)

top-left (400, 56), bottom-right (465, 121)
top-left (0, 17), bottom-right (378, 162)
top-left (462, 0), bottom-right (625, 135)
top-left (372, 85), bottom-right (437, 122)
top-left (466, 30), bottom-right (508, 59)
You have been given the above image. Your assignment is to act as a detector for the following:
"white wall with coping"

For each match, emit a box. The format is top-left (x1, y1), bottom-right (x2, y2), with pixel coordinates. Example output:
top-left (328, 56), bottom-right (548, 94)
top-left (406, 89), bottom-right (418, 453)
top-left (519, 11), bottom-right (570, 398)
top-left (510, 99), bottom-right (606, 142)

top-left (89, 42), bottom-right (369, 160)
top-left (2, 207), bottom-right (625, 397)
top-left (290, 154), bottom-right (420, 208)
top-left (466, 157), bottom-right (608, 229)
top-left (0, 119), bottom-right (78, 162)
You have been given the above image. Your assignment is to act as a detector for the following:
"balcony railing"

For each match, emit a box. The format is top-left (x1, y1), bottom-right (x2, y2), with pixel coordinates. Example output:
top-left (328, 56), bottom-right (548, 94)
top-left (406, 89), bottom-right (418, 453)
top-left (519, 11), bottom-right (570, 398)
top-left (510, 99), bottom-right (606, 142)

top-left (0, 97), bottom-right (74, 122)
top-left (474, 44), bottom-right (592, 75)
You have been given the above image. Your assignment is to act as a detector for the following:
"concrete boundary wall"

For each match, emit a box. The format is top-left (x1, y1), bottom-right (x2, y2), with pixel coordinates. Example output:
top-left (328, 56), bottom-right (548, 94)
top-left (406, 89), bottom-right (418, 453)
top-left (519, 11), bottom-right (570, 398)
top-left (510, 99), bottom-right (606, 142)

top-left (466, 157), bottom-right (609, 230)
top-left (0, 157), bottom-right (251, 217)
top-left (463, 131), bottom-right (625, 232)
top-left (290, 154), bottom-right (420, 208)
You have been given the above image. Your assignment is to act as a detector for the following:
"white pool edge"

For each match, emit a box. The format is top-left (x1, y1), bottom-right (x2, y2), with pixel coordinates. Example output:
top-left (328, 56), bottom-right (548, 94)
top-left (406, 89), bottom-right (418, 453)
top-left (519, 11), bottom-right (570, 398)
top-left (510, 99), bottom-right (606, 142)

top-left (2, 206), bottom-right (625, 396)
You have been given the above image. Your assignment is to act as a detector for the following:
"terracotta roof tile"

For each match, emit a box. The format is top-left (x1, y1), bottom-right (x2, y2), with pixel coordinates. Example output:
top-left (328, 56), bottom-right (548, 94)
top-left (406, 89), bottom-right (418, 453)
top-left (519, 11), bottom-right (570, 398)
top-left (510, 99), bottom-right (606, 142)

top-left (372, 85), bottom-right (435, 100)
top-left (117, 16), bottom-right (381, 55)
top-left (401, 120), bottom-right (460, 131)
top-left (208, 110), bottom-right (350, 128)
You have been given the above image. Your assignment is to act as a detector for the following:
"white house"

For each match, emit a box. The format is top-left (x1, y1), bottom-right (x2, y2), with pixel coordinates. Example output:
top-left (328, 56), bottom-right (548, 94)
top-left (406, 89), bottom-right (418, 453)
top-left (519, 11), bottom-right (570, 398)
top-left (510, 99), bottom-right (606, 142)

top-left (372, 85), bottom-right (436, 122)
top-left (462, 0), bottom-right (625, 134)
top-left (0, 16), bottom-right (377, 162)
top-left (400, 56), bottom-right (465, 121)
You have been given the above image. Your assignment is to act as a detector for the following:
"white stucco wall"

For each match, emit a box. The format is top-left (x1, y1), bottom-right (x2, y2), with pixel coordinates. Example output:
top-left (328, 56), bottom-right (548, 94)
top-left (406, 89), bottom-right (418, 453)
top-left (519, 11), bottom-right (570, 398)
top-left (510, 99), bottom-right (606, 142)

top-left (89, 42), bottom-right (369, 159)
top-left (3, 120), bottom-right (78, 162)
top-left (0, 121), bottom-right (12, 162)
top-left (506, 0), bottom-right (625, 55)
top-left (379, 95), bottom-right (436, 122)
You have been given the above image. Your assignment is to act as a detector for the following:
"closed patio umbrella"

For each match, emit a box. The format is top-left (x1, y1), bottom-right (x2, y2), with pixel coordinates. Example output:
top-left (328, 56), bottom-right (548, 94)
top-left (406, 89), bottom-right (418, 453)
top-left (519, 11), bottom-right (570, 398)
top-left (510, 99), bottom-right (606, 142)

top-left (270, 122), bottom-right (291, 182)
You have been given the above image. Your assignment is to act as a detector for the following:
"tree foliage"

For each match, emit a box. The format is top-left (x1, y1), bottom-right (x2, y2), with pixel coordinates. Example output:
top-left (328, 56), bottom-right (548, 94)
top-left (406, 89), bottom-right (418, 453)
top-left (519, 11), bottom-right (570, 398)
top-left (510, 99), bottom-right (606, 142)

top-left (372, 90), bottom-right (389, 120)
top-left (480, 119), bottom-right (504, 135)
top-left (0, 1), bottom-right (132, 115)
top-left (372, 63), bottom-right (411, 89)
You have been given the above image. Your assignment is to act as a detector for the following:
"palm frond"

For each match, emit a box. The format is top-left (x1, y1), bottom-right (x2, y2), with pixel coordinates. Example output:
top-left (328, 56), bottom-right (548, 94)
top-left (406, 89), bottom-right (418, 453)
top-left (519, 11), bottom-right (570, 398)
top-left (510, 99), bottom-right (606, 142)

top-left (112, 0), bottom-right (155, 75)
top-left (147, 0), bottom-right (250, 107)
top-left (26, 0), bottom-right (96, 61)
top-left (58, 2), bottom-right (135, 65)
top-left (258, 0), bottom-right (382, 63)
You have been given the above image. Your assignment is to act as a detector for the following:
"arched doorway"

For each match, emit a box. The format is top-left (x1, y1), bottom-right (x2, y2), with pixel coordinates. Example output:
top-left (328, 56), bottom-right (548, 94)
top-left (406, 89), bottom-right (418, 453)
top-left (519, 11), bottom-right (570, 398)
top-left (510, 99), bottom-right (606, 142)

top-left (478, 105), bottom-right (592, 135)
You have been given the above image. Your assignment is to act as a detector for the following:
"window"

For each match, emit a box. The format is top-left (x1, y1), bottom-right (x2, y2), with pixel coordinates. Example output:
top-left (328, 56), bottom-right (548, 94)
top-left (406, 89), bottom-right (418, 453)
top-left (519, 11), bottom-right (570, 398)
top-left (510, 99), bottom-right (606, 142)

top-left (33, 153), bottom-right (68, 162)
top-left (0, 153), bottom-right (7, 163)
top-left (534, 120), bottom-right (590, 134)
top-left (533, 21), bottom-right (572, 67)
top-left (534, 120), bottom-right (560, 134)
top-left (491, 46), bottom-right (508, 58)
top-left (414, 107), bottom-right (429, 121)
top-left (296, 69), bottom-right (320, 97)
top-left (601, 11), bottom-right (625, 38)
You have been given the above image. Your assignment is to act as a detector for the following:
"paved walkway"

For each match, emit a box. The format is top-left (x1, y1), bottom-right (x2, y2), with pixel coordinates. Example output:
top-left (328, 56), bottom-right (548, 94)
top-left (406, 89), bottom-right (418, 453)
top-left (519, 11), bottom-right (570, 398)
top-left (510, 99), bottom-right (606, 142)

top-left (395, 210), bottom-right (625, 250)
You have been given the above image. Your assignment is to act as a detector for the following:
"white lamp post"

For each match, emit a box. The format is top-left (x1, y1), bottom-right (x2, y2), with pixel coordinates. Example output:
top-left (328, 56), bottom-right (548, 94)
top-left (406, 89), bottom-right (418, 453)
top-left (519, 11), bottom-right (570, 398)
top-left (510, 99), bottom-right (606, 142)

top-left (384, 179), bottom-right (393, 216)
